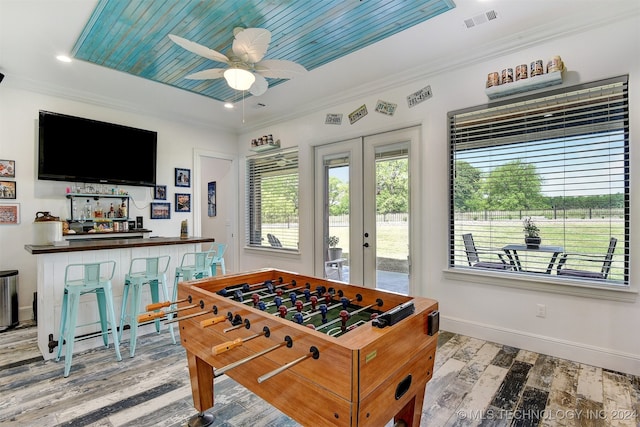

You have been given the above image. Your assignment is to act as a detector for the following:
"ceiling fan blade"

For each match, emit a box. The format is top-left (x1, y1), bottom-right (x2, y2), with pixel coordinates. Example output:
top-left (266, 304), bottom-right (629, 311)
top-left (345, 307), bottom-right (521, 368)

top-left (232, 28), bottom-right (271, 63)
top-left (168, 34), bottom-right (229, 64)
top-left (184, 68), bottom-right (226, 80)
top-left (249, 73), bottom-right (268, 96)
top-left (255, 59), bottom-right (307, 79)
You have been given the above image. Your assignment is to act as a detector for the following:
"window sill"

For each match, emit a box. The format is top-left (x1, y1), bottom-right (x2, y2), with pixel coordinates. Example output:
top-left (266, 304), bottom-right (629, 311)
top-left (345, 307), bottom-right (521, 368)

top-left (244, 245), bottom-right (301, 257)
top-left (443, 267), bottom-right (637, 303)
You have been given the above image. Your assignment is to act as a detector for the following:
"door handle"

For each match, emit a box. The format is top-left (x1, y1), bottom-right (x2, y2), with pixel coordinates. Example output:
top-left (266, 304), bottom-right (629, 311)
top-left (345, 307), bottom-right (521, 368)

top-left (363, 242), bottom-right (369, 248)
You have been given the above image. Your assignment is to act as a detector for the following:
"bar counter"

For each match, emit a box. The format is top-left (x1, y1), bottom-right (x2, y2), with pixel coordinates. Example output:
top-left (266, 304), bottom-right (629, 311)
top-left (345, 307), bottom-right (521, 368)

top-left (24, 235), bottom-right (214, 254)
top-left (24, 236), bottom-right (215, 360)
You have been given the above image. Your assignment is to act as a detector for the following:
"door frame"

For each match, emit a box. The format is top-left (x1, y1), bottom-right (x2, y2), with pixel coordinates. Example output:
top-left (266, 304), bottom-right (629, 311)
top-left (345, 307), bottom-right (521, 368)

top-left (193, 148), bottom-right (239, 273)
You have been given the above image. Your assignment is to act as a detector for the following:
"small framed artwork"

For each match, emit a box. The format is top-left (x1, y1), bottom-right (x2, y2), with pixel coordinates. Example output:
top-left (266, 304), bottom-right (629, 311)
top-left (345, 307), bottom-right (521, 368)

top-left (175, 193), bottom-right (191, 212)
top-left (0, 181), bottom-right (16, 199)
top-left (150, 202), bottom-right (171, 219)
top-left (208, 181), bottom-right (217, 217)
top-left (0, 160), bottom-right (15, 178)
top-left (154, 185), bottom-right (167, 200)
top-left (175, 168), bottom-right (191, 187)
top-left (0, 203), bottom-right (19, 225)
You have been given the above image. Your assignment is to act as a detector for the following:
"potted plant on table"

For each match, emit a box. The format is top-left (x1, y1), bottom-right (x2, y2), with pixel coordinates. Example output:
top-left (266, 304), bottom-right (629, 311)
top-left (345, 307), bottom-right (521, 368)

top-left (327, 235), bottom-right (342, 260)
top-left (523, 217), bottom-right (541, 249)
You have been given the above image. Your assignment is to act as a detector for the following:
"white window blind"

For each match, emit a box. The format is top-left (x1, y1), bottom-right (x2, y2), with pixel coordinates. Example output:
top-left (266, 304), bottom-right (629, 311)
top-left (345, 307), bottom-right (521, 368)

top-left (449, 75), bottom-right (629, 286)
top-left (246, 148), bottom-right (299, 250)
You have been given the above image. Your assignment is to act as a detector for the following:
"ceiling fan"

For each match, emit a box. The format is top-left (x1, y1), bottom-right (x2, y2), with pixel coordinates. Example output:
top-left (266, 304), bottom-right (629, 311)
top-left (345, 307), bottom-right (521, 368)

top-left (168, 27), bottom-right (307, 96)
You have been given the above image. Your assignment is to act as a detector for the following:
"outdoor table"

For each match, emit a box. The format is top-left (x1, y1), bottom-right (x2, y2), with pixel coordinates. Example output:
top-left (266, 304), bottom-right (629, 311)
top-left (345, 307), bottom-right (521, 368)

top-left (502, 244), bottom-right (564, 274)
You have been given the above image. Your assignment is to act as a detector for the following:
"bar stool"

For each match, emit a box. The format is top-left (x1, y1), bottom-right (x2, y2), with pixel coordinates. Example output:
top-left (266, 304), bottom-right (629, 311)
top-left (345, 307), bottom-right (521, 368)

top-left (119, 255), bottom-right (174, 357)
top-left (173, 250), bottom-right (215, 301)
top-left (207, 242), bottom-right (227, 276)
top-left (56, 261), bottom-right (122, 377)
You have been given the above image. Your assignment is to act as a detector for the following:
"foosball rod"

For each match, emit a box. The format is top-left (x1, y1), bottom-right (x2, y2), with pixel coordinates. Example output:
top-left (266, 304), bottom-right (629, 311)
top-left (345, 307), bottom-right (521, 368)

top-left (214, 335), bottom-right (293, 378)
top-left (212, 326), bottom-right (271, 355)
top-left (257, 346), bottom-right (320, 384)
top-left (137, 300), bottom-right (204, 323)
top-left (144, 295), bottom-right (193, 311)
top-left (164, 305), bottom-right (218, 324)
top-left (301, 294), bottom-right (362, 322)
top-left (235, 281), bottom-right (299, 300)
top-left (313, 298), bottom-right (384, 331)
top-left (218, 277), bottom-right (284, 294)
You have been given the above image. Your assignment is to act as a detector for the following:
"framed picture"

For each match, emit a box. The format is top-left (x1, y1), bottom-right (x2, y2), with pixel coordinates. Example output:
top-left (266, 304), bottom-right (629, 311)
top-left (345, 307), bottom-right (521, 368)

top-left (0, 160), bottom-right (15, 178)
top-left (175, 193), bottom-right (191, 212)
top-left (0, 181), bottom-right (16, 199)
top-left (0, 203), bottom-right (19, 224)
top-left (154, 185), bottom-right (167, 200)
top-left (150, 202), bottom-right (171, 219)
top-left (175, 168), bottom-right (191, 187)
top-left (208, 181), bottom-right (217, 217)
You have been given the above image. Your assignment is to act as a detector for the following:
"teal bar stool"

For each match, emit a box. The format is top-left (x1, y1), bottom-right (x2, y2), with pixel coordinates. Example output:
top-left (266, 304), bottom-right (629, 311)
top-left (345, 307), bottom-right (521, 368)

top-left (173, 250), bottom-right (216, 302)
top-left (207, 242), bottom-right (228, 276)
top-left (56, 261), bottom-right (122, 377)
top-left (119, 255), bottom-right (174, 357)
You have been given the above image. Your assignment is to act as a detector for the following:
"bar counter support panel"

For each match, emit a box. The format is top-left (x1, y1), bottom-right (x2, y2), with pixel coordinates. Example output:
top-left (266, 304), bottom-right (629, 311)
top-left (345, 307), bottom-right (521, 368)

top-left (25, 237), bottom-right (214, 360)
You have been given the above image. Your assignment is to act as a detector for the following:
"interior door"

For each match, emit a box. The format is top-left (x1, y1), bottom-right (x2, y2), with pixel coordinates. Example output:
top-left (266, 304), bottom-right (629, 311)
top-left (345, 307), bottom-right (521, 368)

top-left (315, 127), bottom-right (419, 294)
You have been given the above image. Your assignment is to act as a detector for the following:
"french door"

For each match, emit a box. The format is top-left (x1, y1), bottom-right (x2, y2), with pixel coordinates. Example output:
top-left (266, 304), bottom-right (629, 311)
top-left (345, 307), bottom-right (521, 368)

top-left (314, 127), bottom-right (420, 294)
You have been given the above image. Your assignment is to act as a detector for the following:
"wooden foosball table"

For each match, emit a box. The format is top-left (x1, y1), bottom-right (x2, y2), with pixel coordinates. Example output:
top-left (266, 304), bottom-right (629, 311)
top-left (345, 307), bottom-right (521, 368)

top-left (157, 269), bottom-right (439, 426)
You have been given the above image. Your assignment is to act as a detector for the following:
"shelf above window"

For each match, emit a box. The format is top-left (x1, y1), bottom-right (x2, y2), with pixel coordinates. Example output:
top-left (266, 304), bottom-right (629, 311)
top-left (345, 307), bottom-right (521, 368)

top-left (485, 71), bottom-right (563, 100)
top-left (250, 140), bottom-right (280, 152)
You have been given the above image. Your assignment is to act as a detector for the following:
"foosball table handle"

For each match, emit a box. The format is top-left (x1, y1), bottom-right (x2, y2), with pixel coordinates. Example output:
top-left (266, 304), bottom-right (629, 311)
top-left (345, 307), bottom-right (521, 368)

top-left (138, 311), bottom-right (164, 322)
top-left (200, 315), bottom-right (228, 328)
top-left (213, 338), bottom-right (243, 355)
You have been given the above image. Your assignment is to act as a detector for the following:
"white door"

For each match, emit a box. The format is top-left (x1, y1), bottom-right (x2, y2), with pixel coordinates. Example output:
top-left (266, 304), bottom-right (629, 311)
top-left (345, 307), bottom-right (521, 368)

top-left (315, 127), bottom-right (419, 294)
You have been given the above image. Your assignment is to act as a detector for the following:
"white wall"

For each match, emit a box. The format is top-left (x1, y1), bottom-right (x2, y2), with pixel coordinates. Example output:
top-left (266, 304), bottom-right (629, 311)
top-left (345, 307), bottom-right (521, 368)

top-left (236, 17), bottom-right (640, 375)
top-left (0, 87), bottom-right (238, 323)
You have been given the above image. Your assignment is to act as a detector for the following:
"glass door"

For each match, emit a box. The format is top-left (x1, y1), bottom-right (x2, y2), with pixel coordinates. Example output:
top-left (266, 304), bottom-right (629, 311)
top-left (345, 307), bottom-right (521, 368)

top-left (315, 127), bottom-right (419, 294)
top-left (314, 138), bottom-right (362, 284)
top-left (363, 137), bottom-right (410, 293)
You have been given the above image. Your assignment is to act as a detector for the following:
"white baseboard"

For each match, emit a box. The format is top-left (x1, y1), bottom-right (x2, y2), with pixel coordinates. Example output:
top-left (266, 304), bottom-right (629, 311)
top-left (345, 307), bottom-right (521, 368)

top-left (442, 315), bottom-right (640, 376)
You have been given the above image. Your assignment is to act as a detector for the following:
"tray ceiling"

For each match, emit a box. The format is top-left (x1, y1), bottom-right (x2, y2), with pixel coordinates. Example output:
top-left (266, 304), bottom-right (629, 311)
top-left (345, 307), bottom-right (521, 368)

top-left (71, 0), bottom-right (456, 103)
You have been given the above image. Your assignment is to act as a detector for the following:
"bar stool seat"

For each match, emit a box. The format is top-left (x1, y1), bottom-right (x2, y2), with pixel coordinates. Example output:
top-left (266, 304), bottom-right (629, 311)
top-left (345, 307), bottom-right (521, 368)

top-left (207, 242), bottom-right (228, 276)
top-left (56, 261), bottom-right (122, 377)
top-left (119, 255), bottom-right (174, 357)
top-left (173, 250), bottom-right (215, 300)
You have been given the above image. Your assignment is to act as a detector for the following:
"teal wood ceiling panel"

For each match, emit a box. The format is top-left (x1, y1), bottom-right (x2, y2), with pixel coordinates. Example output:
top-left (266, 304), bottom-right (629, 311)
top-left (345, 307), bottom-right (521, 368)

top-left (72, 0), bottom-right (455, 103)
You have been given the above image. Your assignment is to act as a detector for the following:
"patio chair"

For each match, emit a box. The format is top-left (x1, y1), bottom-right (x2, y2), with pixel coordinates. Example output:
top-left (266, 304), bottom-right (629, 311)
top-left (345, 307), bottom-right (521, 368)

top-left (267, 233), bottom-right (282, 247)
top-left (557, 237), bottom-right (617, 279)
top-left (462, 233), bottom-right (511, 270)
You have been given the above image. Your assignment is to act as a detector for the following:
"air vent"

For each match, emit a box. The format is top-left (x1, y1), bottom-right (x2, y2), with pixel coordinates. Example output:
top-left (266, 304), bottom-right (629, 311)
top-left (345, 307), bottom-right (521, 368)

top-left (464, 10), bottom-right (498, 28)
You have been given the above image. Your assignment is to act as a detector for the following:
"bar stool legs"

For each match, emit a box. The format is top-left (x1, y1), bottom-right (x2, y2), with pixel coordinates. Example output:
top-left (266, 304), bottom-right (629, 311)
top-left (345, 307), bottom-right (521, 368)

top-left (119, 256), bottom-right (175, 357)
top-left (56, 261), bottom-right (122, 377)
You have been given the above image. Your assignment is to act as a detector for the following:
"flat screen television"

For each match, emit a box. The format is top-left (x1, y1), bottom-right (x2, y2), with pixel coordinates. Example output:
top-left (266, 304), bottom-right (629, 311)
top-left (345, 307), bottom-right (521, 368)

top-left (38, 110), bottom-right (157, 187)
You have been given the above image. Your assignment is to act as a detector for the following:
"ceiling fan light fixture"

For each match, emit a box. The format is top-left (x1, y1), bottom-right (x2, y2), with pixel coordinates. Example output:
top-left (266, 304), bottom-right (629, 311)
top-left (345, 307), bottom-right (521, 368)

top-left (224, 68), bottom-right (255, 90)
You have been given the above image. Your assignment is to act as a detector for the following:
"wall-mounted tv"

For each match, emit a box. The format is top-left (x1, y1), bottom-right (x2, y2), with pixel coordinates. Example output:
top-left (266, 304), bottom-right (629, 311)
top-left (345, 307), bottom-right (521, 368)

top-left (38, 110), bottom-right (157, 187)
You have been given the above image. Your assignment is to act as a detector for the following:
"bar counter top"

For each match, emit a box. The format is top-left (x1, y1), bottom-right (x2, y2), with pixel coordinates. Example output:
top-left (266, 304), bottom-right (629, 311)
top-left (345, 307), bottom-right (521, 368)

top-left (24, 236), bottom-right (215, 255)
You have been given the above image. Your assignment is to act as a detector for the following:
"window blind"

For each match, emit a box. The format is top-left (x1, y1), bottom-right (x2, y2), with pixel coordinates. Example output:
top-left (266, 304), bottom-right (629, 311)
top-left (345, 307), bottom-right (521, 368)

top-left (448, 75), bottom-right (629, 285)
top-left (246, 148), bottom-right (299, 250)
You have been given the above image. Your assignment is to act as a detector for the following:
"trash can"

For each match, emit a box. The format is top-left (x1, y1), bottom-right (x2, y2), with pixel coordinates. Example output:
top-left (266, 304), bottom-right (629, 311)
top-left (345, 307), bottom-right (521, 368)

top-left (0, 270), bottom-right (18, 331)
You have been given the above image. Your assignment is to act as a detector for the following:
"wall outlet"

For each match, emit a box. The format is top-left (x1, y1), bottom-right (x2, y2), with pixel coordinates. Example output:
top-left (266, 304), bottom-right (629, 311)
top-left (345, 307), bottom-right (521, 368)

top-left (536, 304), bottom-right (547, 318)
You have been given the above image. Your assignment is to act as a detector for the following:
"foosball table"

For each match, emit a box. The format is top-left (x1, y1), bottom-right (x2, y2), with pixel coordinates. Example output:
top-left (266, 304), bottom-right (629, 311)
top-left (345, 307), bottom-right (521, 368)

top-left (147, 269), bottom-right (439, 426)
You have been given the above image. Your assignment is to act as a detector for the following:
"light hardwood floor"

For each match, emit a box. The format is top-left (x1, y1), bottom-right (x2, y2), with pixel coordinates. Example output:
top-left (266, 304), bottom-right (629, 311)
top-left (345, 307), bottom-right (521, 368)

top-left (1, 323), bottom-right (638, 427)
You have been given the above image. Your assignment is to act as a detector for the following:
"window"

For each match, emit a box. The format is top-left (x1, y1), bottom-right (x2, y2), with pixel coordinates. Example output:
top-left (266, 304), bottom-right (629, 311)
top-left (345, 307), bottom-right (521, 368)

top-left (449, 76), bottom-right (629, 287)
top-left (246, 148), bottom-right (299, 250)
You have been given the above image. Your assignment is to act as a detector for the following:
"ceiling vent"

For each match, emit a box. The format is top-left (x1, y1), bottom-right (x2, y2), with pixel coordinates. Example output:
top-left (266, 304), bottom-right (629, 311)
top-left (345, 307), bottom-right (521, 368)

top-left (464, 10), bottom-right (498, 28)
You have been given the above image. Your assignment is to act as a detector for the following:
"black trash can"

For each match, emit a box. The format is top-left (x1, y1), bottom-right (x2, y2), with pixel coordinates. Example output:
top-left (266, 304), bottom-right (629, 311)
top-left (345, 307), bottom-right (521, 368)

top-left (0, 270), bottom-right (18, 331)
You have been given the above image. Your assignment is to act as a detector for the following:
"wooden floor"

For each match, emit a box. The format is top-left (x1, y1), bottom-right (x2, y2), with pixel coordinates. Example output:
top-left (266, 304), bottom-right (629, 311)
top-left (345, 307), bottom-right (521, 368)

top-left (1, 323), bottom-right (638, 427)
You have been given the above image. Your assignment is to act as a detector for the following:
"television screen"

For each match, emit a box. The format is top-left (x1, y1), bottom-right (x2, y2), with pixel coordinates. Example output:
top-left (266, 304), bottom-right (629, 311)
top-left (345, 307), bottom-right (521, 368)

top-left (38, 110), bottom-right (157, 187)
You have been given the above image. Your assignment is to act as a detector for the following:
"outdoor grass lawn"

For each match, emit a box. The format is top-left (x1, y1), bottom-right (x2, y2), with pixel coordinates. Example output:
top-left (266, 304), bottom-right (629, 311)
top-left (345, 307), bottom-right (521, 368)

top-left (262, 219), bottom-right (625, 282)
